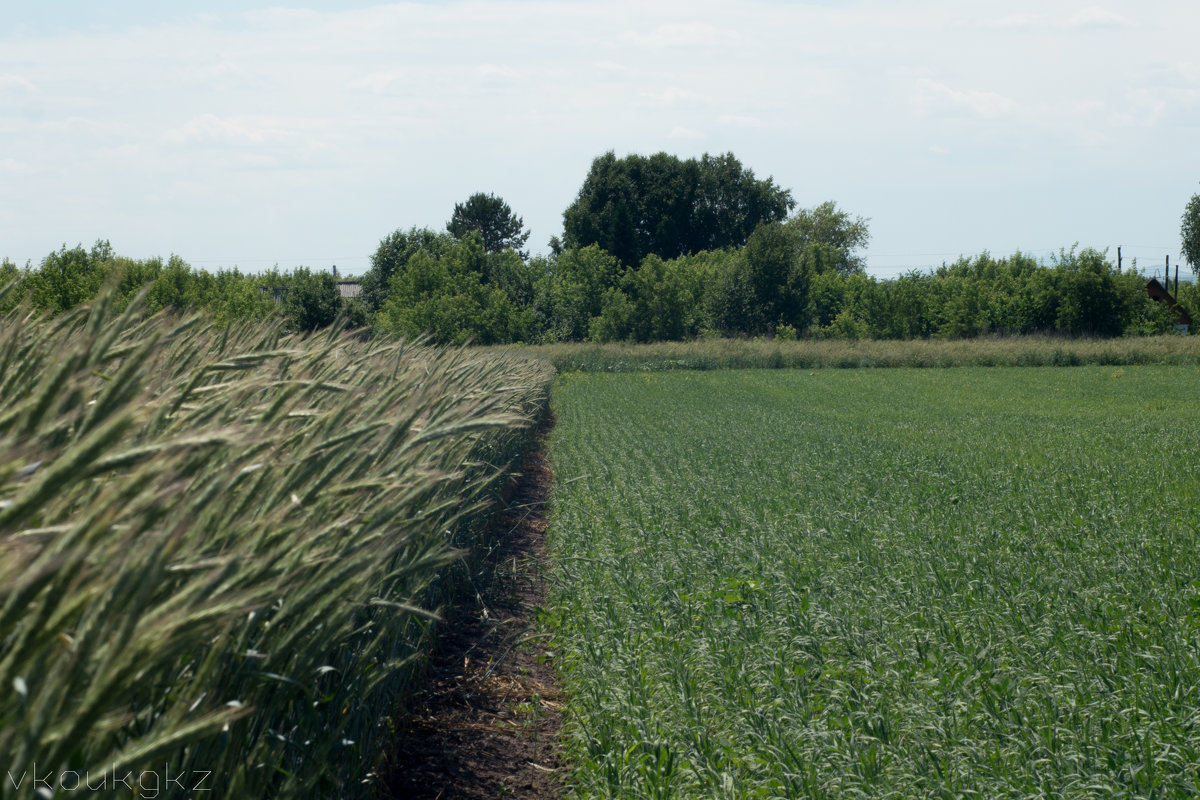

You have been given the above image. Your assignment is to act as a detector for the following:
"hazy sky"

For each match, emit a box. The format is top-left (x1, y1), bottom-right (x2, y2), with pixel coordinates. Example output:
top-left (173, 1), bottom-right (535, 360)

top-left (3, 0), bottom-right (1198, 277)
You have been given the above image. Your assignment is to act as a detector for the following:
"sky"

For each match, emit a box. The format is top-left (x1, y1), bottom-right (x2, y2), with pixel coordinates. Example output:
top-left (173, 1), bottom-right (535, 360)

top-left (2, 0), bottom-right (1198, 279)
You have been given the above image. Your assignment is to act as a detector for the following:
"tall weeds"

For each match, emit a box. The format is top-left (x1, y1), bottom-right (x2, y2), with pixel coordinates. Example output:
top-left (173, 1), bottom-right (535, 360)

top-left (498, 334), bottom-right (1200, 373)
top-left (0, 289), bottom-right (551, 798)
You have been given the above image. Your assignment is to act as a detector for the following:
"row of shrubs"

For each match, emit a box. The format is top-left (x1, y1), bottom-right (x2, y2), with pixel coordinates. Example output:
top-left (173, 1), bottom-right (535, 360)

top-left (0, 288), bottom-right (552, 798)
top-left (5, 235), bottom-right (1195, 346)
top-left (0, 243), bottom-right (360, 332)
top-left (359, 227), bottom-right (1195, 343)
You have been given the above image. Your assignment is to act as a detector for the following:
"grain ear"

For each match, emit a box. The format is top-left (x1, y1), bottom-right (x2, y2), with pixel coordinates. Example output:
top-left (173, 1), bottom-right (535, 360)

top-left (0, 287), bottom-right (552, 797)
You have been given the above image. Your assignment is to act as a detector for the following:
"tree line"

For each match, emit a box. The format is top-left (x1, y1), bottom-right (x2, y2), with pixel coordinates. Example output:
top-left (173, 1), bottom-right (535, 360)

top-left (4, 151), bottom-right (1197, 340)
top-left (0, 242), bottom-right (362, 332)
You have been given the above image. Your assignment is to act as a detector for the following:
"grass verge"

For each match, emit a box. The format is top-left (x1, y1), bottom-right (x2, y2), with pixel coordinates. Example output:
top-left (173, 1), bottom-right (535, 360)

top-left (492, 334), bottom-right (1200, 372)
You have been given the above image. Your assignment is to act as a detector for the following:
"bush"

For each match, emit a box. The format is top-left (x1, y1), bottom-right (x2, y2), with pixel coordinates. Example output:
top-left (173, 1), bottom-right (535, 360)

top-left (284, 267), bottom-right (342, 332)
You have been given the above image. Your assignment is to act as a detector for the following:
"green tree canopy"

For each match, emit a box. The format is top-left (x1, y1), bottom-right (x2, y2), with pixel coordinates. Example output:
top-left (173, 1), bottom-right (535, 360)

top-left (602, 254), bottom-right (707, 343)
top-left (0, 258), bottom-right (24, 313)
top-left (26, 240), bottom-right (113, 312)
top-left (705, 223), bottom-right (812, 336)
top-left (374, 233), bottom-right (535, 344)
top-left (284, 268), bottom-right (342, 332)
top-left (786, 201), bottom-right (871, 277)
top-left (446, 192), bottom-right (531, 257)
top-left (562, 151), bottom-right (794, 266)
top-left (1182, 187), bottom-right (1200, 275)
top-left (361, 227), bottom-right (454, 311)
top-left (532, 245), bottom-right (622, 342)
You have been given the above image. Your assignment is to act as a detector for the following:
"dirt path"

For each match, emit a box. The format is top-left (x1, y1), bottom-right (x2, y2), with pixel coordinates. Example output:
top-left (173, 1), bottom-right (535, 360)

top-left (379, 419), bottom-right (565, 799)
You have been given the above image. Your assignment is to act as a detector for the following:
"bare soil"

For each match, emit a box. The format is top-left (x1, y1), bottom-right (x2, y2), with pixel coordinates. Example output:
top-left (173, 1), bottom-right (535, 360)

top-left (379, 419), bottom-right (565, 799)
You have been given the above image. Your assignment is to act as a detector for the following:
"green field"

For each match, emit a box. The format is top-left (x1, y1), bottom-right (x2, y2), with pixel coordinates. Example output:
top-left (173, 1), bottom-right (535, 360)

top-left (546, 367), bottom-right (1200, 798)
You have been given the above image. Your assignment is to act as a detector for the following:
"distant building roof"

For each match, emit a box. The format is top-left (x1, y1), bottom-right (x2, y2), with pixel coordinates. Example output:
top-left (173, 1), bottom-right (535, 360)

top-left (1147, 278), bottom-right (1192, 326)
top-left (260, 280), bottom-right (362, 302)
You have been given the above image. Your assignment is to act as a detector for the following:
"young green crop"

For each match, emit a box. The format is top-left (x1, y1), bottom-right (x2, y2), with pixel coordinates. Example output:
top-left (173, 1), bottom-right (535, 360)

top-left (546, 367), bottom-right (1200, 798)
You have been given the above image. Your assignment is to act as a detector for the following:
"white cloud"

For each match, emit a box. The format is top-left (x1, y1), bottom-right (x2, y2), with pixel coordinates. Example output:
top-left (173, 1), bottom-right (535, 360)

top-left (1068, 7), bottom-right (1132, 29)
top-left (977, 7), bottom-right (1131, 32)
top-left (240, 7), bottom-right (324, 28)
top-left (640, 87), bottom-right (708, 107)
top-left (163, 114), bottom-right (300, 147)
top-left (477, 64), bottom-right (520, 85)
top-left (668, 126), bottom-right (705, 140)
top-left (349, 72), bottom-right (400, 94)
top-left (1174, 60), bottom-right (1200, 84)
top-left (0, 158), bottom-right (34, 173)
top-left (36, 117), bottom-right (134, 138)
top-left (0, 74), bottom-right (34, 92)
top-left (979, 14), bottom-right (1038, 30)
top-left (1122, 85), bottom-right (1199, 127)
top-left (619, 22), bottom-right (739, 48)
top-left (237, 152), bottom-right (283, 169)
top-left (717, 114), bottom-right (767, 128)
top-left (916, 79), bottom-right (1019, 119)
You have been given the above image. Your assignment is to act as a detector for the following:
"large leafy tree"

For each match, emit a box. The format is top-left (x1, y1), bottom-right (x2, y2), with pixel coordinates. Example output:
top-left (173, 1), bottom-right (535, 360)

top-left (562, 151), bottom-right (794, 266)
top-left (361, 227), bottom-right (454, 311)
top-left (705, 223), bottom-right (812, 336)
top-left (590, 253), bottom-right (708, 343)
top-left (532, 245), bottom-right (622, 342)
top-left (787, 201), bottom-right (871, 277)
top-left (447, 192), bottom-right (531, 257)
top-left (284, 268), bottom-right (342, 332)
top-left (1050, 247), bottom-right (1124, 337)
top-left (375, 233), bottom-right (536, 344)
top-left (1182, 187), bottom-right (1200, 275)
